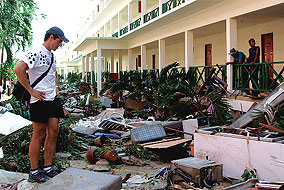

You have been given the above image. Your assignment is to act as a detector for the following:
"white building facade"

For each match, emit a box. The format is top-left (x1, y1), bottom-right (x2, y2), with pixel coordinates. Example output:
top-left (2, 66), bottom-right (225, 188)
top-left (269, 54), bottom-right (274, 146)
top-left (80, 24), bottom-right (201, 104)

top-left (61, 0), bottom-right (284, 95)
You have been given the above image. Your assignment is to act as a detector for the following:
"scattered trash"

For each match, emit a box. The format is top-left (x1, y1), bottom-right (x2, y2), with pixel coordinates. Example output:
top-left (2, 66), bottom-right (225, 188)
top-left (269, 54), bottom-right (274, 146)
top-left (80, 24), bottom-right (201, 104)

top-left (84, 132), bottom-right (120, 139)
top-left (70, 119), bottom-right (100, 135)
top-left (1, 68), bottom-right (284, 190)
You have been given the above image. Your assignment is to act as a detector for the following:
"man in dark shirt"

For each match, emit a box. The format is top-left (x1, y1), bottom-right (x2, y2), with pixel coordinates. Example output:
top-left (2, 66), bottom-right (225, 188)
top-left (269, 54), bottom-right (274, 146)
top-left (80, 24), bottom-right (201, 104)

top-left (227, 48), bottom-right (248, 90)
top-left (247, 38), bottom-right (260, 96)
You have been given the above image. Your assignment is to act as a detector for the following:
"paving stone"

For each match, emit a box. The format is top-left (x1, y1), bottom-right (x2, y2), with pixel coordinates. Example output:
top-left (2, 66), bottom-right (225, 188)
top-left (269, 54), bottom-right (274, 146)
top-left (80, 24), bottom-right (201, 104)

top-left (37, 167), bottom-right (122, 190)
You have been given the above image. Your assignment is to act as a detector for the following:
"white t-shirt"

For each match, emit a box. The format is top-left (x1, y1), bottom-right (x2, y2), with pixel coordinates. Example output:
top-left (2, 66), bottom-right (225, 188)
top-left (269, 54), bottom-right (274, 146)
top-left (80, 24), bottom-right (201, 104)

top-left (22, 45), bottom-right (57, 104)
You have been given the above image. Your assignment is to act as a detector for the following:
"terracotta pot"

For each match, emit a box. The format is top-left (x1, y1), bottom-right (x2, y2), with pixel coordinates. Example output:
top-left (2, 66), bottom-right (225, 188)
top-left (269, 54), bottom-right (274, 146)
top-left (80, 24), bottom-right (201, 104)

top-left (96, 159), bottom-right (110, 166)
top-left (102, 149), bottom-right (118, 162)
top-left (190, 143), bottom-right (194, 157)
top-left (93, 135), bottom-right (108, 147)
top-left (86, 147), bottom-right (98, 163)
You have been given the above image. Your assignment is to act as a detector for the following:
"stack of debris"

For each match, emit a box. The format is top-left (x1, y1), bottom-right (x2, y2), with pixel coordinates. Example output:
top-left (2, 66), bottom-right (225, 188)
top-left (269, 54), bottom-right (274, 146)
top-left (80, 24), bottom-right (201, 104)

top-left (1, 72), bottom-right (284, 189)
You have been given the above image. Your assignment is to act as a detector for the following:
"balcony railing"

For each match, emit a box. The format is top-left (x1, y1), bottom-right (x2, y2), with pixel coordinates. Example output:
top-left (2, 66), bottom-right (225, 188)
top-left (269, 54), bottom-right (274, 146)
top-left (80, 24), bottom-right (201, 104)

top-left (162, 0), bottom-right (186, 14)
top-left (144, 7), bottom-right (159, 23)
top-left (112, 32), bottom-right (118, 37)
top-left (120, 26), bottom-right (128, 36)
top-left (233, 62), bottom-right (284, 93)
top-left (191, 65), bottom-right (227, 87)
top-left (130, 17), bottom-right (141, 30)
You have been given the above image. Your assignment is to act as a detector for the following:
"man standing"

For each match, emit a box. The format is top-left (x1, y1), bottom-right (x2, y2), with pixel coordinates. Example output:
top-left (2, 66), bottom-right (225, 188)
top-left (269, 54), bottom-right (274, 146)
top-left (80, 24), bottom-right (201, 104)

top-left (247, 38), bottom-right (260, 96)
top-left (227, 48), bottom-right (248, 90)
top-left (14, 27), bottom-right (69, 183)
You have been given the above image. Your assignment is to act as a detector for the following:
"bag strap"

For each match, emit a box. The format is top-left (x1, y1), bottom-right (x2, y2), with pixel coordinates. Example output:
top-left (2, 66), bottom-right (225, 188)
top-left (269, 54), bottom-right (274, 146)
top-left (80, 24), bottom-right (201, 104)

top-left (30, 53), bottom-right (54, 88)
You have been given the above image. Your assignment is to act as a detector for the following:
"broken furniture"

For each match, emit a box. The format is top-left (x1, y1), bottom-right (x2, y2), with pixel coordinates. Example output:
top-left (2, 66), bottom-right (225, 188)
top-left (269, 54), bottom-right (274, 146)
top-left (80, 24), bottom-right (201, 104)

top-left (230, 82), bottom-right (284, 129)
top-left (195, 82), bottom-right (284, 181)
top-left (37, 167), bottom-right (122, 190)
top-left (131, 122), bottom-right (192, 149)
top-left (170, 157), bottom-right (223, 188)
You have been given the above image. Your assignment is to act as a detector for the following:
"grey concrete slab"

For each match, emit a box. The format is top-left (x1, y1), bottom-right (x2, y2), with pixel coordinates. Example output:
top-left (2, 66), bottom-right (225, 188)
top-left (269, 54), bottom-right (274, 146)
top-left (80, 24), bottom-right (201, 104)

top-left (37, 167), bottom-right (122, 190)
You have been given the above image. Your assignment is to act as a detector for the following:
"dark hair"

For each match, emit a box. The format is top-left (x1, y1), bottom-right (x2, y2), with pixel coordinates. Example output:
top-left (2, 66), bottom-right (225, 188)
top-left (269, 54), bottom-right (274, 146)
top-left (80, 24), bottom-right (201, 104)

top-left (44, 33), bottom-right (60, 41)
top-left (248, 38), bottom-right (255, 43)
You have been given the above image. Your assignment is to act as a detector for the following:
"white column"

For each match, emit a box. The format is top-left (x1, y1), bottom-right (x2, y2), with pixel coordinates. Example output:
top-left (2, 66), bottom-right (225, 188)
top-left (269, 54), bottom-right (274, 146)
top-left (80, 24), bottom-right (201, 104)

top-left (118, 13), bottom-right (121, 36)
top-left (141, 45), bottom-right (147, 70)
top-left (128, 49), bottom-right (133, 71)
top-left (128, 3), bottom-right (133, 29)
top-left (119, 50), bottom-right (123, 72)
top-left (185, 30), bottom-right (194, 71)
top-left (101, 0), bottom-right (104, 10)
top-left (111, 51), bottom-right (115, 73)
top-left (86, 54), bottom-right (90, 72)
top-left (86, 54), bottom-right (90, 82)
top-left (159, 0), bottom-right (164, 16)
top-left (110, 20), bottom-right (113, 36)
top-left (104, 26), bottom-right (107, 37)
top-left (141, 0), bottom-right (146, 24)
top-left (97, 45), bottom-right (102, 96)
top-left (226, 18), bottom-right (237, 91)
top-left (64, 63), bottom-right (68, 79)
top-left (90, 52), bottom-right (95, 84)
top-left (82, 56), bottom-right (86, 80)
top-left (159, 39), bottom-right (166, 72)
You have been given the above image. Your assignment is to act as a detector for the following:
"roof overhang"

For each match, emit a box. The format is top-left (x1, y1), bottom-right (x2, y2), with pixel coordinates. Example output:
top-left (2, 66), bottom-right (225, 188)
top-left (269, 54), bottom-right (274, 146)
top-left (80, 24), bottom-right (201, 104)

top-left (74, 37), bottom-right (129, 55)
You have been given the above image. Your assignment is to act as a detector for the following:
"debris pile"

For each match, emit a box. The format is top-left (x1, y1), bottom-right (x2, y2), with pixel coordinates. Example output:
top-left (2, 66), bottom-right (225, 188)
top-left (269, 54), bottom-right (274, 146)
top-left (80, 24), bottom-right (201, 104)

top-left (1, 65), bottom-right (284, 189)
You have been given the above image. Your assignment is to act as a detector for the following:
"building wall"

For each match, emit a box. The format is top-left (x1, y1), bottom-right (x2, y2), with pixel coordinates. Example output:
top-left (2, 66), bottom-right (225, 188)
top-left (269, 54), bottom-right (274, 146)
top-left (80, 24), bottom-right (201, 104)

top-left (167, 17), bottom-right (284, 68)
top-left (194, 32), bottom-right (226, 67)
top-left (166, 41), bottom-right (185, 67)
top-left (71, 0), bottom-right (284, 77)
top-left (146, 47), bottom-right (159, 69)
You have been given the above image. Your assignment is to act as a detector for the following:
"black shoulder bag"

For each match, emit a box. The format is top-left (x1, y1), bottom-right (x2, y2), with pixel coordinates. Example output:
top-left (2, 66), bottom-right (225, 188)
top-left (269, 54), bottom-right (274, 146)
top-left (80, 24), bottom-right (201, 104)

top-left (13, 53), bottom-right (54, 108)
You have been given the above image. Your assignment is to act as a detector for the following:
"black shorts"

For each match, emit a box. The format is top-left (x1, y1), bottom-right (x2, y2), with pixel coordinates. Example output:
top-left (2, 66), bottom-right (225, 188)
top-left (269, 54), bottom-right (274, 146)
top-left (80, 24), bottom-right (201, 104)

top-left (30, 98), bottom-right (64, 123)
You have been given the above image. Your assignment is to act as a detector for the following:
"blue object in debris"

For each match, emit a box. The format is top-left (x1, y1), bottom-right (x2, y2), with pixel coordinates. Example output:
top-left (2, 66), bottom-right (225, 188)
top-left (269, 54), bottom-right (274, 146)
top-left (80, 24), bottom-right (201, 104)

top-left (131, 124), bottom-right (166, 143)
top-left (84, 132), bottom-right (120, 139)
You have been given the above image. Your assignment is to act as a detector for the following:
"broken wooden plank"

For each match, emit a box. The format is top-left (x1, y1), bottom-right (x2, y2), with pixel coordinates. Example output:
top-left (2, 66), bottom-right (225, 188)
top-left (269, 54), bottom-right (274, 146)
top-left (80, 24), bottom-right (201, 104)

top-left (143, 138), bottom-right (191, 149)
top-left (140, 137), bottom-right (182, 146)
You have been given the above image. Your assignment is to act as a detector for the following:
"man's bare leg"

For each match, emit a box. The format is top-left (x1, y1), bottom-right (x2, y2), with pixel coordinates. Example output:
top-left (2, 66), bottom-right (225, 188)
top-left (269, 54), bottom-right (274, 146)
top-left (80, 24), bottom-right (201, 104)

top-left (29, 122), bottom-right (47, 170)
top-left (44, 118), bottom-right (59, 166)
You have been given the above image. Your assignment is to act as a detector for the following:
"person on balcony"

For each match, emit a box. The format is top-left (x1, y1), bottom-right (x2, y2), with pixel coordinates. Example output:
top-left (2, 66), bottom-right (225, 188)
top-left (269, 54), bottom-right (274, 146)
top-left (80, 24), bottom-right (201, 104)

top-left (247, 38), bottom-right (260, 96)
top-left (227, 48), bottom-right (248, 91)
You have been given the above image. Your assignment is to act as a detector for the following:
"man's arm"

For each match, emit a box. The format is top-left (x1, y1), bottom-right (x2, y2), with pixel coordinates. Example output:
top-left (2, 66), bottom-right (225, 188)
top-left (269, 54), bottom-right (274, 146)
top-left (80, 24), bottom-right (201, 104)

top-left (56, 71), bottom-right (59, 96)
top-left (14, 61), bottom-right (45, 100)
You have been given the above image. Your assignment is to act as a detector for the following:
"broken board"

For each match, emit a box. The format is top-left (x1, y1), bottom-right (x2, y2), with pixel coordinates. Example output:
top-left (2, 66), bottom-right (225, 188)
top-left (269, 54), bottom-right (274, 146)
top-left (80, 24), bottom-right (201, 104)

top-left (140, 137), bottom-right (191, 149)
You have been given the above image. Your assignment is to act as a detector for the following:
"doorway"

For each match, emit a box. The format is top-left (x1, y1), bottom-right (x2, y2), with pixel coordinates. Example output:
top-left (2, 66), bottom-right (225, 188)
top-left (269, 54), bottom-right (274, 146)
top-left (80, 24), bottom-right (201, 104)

top-left (261, 33), bottom-right (274, 87)
top-left (205, 44), bottom-right (212, 66)
top-left (205, 44), bottom-right (212, 78)
top-left (152, 54), bottom-right (156, 69)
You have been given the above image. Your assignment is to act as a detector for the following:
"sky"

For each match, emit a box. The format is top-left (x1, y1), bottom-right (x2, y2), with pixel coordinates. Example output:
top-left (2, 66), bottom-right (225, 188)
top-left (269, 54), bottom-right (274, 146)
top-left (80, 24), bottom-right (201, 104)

top-left (15, 0), bottom-right (96, 58)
